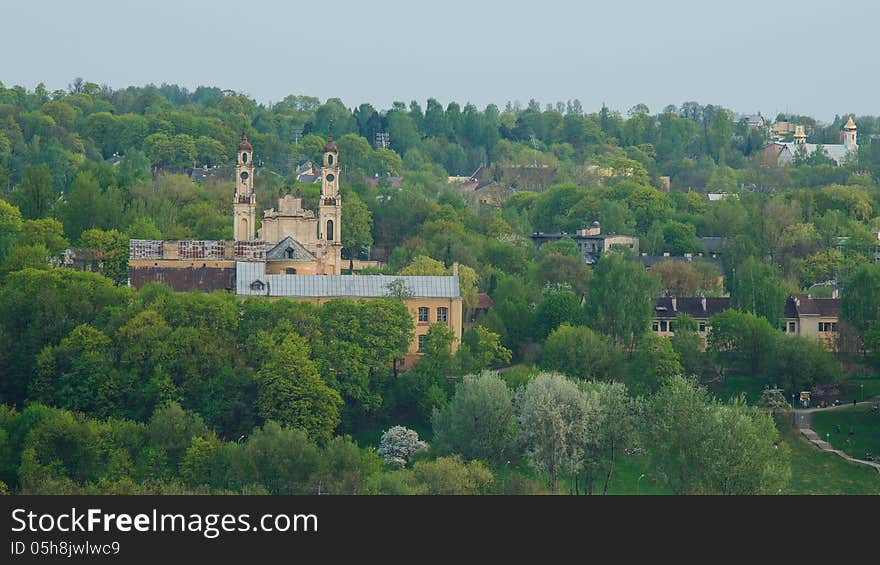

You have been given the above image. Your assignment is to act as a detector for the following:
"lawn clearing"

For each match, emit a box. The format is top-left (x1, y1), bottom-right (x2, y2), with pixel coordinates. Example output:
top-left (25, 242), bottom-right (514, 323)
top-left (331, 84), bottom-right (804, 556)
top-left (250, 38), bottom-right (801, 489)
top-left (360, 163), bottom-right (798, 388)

top-left (779, 420), bottom-right (880, 495)
top-left (810, 405), bottom-right (880, 460)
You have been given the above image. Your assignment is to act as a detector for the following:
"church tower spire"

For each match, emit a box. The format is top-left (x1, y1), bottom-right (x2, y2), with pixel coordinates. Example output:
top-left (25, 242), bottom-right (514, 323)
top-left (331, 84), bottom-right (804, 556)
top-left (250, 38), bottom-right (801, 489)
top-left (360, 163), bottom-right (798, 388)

top-left (233, 133), bottom-right (256, 241)
top-left (843, 115), bottom-right (858, 151)
top-left (318, 136), bottom-right (342, 274)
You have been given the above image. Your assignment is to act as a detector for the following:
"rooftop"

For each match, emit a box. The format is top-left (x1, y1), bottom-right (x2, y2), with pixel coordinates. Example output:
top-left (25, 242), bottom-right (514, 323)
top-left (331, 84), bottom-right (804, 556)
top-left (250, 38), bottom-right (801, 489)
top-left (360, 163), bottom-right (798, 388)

top-left (237, 262), bottom-right (460, 299)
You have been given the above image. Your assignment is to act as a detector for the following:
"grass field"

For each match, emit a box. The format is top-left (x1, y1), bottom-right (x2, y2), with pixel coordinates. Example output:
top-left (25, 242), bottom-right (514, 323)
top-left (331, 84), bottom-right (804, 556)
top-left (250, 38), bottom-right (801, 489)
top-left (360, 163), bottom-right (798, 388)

top-left (779, 420), bottom-right (880, 495)
top-left (810, 406), bottom-right (880, 460)
top-left (838, 375), bottom-right (880, 404)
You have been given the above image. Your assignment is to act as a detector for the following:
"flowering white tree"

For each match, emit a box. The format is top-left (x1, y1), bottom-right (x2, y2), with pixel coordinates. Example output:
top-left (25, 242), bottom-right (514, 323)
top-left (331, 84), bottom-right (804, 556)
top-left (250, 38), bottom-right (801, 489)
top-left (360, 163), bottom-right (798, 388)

top-left (378, 425), bottom-right (428, 468)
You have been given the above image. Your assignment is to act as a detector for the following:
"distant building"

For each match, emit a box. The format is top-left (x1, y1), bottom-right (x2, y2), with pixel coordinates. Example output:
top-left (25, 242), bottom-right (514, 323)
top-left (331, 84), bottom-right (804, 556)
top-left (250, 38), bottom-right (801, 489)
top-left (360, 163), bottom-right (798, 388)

top-left (783, 294), bottom-right (841, 351)
top-left (769, 121), bottom-right (799, 141)
top-left (707, 192), bottom-right (735, 202)
top-left (235, 261), bottom-right (462, 367)
top-left (735, 113), bottom-right (766, 131)
top-left (638, 253), bottom-right (725, 289)
top-left (761, 116), bottom-right (858, 166)
top-left (651, 296), bottom-right (731, 349)
top-left (365, 175), bottom-right (403, 189)
top-left (695, 237), bottom-right (726, 255)
top-left (648, 293), bottom-right (844, 353)
top-left (530, 222), bottom-right (639, 264)
top-left (190, 164), bottom-right (234, 183)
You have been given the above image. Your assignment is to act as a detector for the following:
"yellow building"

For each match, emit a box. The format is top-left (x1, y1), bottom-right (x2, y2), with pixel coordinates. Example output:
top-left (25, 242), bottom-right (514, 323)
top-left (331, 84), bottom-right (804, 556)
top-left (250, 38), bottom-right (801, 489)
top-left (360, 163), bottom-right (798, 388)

top-left (782, 294), bottom-right (840, 351)
top-left (649, 294), bottom-right (843, 353)
top-left (236, 261), bottom-right (462, 367)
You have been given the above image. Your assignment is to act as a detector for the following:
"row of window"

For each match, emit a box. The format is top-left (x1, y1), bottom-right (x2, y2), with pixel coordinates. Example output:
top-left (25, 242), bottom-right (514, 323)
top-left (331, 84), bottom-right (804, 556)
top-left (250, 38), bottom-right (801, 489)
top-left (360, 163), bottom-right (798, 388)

top-left (786, 321), bottom-right (839, 333)
top-left (418, 306), bottom-right (448, 323)
top-left (652, 321), bottom-right (707, 332)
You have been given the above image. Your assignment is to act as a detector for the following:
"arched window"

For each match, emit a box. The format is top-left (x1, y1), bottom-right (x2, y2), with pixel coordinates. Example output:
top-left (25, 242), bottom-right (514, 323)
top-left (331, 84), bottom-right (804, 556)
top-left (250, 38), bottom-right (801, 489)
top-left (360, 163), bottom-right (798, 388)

top-left (326, 220), bottom-right (334, 241)
top-left (285, 247), bottom-right (294, 259)
top-left (285, 268), bottom-right (296, 274)
top-left (242, 152), bottom-right (248, 163)
top-left (328, 154), bottom-right (334, 165)
top-left (239, 218), bottom-right (248, 239)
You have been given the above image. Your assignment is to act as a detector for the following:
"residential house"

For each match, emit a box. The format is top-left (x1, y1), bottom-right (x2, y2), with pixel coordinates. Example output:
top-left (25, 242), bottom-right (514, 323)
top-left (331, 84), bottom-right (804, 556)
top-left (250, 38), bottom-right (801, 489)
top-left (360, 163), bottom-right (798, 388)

top-left (783, 294), bottom-right (841, 351)
top-left (531, 222), bottom-right (639, 264)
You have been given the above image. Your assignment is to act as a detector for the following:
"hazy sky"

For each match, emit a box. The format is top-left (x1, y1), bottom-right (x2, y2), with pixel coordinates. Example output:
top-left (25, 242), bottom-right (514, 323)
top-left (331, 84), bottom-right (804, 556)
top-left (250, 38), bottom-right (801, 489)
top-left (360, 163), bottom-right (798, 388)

top-left (3, 0), bottom-right (875, 122)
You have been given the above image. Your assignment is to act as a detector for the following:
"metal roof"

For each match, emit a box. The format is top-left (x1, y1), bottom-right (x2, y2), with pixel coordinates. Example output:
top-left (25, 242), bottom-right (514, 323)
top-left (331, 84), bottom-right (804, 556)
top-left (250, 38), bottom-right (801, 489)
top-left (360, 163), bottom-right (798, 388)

top-left (236, 262), bottom-right (460, 299)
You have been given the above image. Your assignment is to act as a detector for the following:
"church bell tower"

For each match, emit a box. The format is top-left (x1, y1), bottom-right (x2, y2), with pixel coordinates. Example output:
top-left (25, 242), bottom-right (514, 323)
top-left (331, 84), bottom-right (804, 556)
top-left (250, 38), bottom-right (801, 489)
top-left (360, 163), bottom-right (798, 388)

top-left (319, 136), bottom-right (342, 245)
top-left (233, 133), bottom-right (256, 241)
top-left (318, 136), bottom-right (342, 274)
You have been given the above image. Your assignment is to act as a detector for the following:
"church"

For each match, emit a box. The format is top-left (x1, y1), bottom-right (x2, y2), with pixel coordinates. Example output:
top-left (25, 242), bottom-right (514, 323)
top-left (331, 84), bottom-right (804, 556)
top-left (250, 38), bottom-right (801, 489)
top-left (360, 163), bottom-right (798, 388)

top-left (761, 115), bottom-right (858, 166)
top-left (127, 136), bottom-right (463, 364)
top-left (234, 133), bottom-right (343, 275)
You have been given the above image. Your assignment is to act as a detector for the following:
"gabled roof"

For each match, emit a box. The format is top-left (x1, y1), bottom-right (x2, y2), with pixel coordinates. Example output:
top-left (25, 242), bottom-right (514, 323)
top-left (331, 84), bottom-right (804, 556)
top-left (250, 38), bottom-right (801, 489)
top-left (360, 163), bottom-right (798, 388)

top-left (639, 255), bottom-right (722, 269)
top-left (695, 237), bottom-right (726, 253)
top-left (785, 294), bottom-right (841, 318)
top-left (266, 237), bottom-right (315, 262)
top-left (653, 297), bottom-right (731, 320)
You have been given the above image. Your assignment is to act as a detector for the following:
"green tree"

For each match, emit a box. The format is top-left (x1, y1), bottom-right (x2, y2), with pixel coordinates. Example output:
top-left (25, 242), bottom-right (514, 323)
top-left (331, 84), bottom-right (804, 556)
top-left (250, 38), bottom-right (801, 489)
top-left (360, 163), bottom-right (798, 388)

top-left (77, 228), bottom-right (129, 285)
top-left (670, 313), bottom-right (706, 376)
top-left (580, 381), bottom-right (641, 494)
top-left (730, 257), bottom-right (789, 325)
top-left (30, 324), bottom-right (125, 418)
top-left (629, 333), bottom-right (683, 395)
top-left (147, 401), bottom-right (210, 468)
top-left (431, 371), bottom-right (515, 463)
top-left (841, 263), bottom-right (880, 335)
top-left (409, 455), bottom-right (494, 494)
top-left (533, 291), bottom-right (584, 340)
top-left (701, 397), bottom-right (791, 494)
top-left (766, 334), bottom-right (839, 394)
top-left (0, 269), bottom-right (129, 405)
top-left (0, 199), bottom-right (22, 264)
top-left (586, 253), bottom-right (660, 349)
top-left (707, 309), bottom-right (777, 376)
top-left (13, 164), bottom-right (54, 220)
top-left (455, 326), bottom-right (512, 374)
top-left (254, 333), bottom-right (342, 444)
top-left (642, 375), bottom-right (715, 494)
top-left (541, 323), bottom-right (620, 381)
top-left (19, 218), bottom-right (68, 255)
top-left (341, 192), bottom-right (373, 272)
top-left (515, 373), bottom-right (591, 492)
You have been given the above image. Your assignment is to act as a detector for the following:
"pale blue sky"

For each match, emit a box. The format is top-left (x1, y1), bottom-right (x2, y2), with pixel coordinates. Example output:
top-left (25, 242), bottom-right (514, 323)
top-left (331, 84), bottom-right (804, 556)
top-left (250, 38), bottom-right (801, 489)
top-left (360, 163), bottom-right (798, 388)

top-left (2, 0), bottom-right (874, 122)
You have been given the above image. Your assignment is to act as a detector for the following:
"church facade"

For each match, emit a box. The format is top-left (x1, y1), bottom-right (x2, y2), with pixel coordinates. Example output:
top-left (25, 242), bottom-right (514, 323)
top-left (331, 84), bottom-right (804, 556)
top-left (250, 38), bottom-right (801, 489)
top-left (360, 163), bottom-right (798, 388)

top-left (130, 133), bottom-right (344, 281)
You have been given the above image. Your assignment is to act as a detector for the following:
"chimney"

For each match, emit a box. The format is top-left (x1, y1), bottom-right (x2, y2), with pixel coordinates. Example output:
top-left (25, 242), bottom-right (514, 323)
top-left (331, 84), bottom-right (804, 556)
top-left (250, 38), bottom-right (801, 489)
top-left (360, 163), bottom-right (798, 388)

top-left (452, 262), bottom-right (459, 276)
top-left (701, 296), bottom-right (707, 312)
top-left (671, 297), bottom-right (677, 312)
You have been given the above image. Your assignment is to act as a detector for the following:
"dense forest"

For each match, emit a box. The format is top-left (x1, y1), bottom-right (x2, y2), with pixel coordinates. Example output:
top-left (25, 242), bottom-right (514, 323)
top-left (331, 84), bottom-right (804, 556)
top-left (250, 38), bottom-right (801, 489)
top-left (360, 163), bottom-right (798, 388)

top-left (1, 79), bottom-right (880, 495)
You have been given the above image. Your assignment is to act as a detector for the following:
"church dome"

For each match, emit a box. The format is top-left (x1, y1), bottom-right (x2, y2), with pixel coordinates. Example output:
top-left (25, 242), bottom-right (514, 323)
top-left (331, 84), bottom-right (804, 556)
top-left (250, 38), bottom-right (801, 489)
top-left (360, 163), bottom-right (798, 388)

top-left (844, 115), bottom-right (857, 130)
top-left (238, 133), bottom-right (252, 151)
top-left (323, 135), bottom-right (337, 153)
